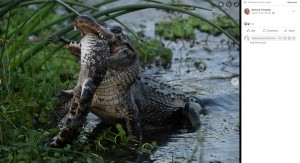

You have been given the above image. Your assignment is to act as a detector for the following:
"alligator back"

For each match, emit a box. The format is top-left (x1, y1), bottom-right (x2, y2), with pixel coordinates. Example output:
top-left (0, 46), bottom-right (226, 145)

top-left (131, 76), bottom-right (188, 129)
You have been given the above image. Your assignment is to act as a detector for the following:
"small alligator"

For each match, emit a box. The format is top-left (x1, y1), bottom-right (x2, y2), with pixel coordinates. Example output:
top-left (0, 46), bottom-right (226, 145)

top-left (49, 15), bottom-right (205, 147)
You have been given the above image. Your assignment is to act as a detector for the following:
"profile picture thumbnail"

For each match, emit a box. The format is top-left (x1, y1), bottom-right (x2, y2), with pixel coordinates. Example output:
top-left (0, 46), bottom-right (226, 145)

top-left (244, 8), bottom-right (250, 15)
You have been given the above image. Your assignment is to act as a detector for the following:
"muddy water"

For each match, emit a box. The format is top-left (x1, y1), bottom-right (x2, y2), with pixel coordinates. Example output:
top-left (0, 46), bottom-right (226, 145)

top-left (83, 0), bottom-right (240, 162)
top-left (147, 93), bottom-right (239, 162)
top-left (141, 40), bottom-right (240, 162)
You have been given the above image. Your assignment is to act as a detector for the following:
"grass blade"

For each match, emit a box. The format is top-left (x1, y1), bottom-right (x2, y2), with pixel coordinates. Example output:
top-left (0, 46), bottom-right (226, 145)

top-left (204, 0), bottom-right (239, 28)
top-left (3, 3), bottom-right (56, 68)
top-left (30, 0), bottom-right (117, 35)
top-left (146, 0), bottom-right (213, 11)
top-left (55, 0), bottom-right (80, 16)
top-left (0, 0), bottom-right (24, 18)
top-left (90, 4), bottom-right (240, 45)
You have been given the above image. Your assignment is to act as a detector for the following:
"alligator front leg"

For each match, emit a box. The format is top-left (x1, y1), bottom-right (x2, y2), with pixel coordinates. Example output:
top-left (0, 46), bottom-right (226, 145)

top-left (124, 93), bottom-right (142, 143)
top-left (68, 41), bottom-right (81, 58)
top-left (49, 79), bottom-right (96, 147)
top-left (48, 36), bottom-right (81, 58)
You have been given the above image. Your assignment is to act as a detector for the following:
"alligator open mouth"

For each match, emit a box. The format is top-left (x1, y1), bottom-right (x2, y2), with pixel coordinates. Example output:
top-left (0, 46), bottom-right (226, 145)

top-left (74, 15), bottom-right (134, 58)
top-left (74, 15), bottom-right (116, 42)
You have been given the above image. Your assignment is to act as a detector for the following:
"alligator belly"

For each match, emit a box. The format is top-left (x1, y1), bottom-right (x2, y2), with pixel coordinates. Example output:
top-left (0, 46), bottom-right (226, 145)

top-left (90, 104), bottom-right (123, 123)
top-left (90, 88), bottom-right (128, 124)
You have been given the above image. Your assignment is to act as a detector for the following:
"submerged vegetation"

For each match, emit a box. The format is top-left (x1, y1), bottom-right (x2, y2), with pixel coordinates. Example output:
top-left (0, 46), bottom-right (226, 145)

top-left (133, 38), bottom-right (173, 68)
top-left (155, 16), bottom-right (240, 40)
top-left (0, 0), bottom-right (239, 162)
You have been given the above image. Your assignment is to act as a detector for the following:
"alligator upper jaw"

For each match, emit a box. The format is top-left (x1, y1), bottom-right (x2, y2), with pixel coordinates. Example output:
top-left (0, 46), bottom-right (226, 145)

top-left (74, 15), bottom-right (116, 42)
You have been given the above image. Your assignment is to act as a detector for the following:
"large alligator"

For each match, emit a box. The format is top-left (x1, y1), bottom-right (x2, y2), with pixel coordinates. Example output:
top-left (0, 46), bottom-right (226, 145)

top-left (49, 15), bottom-right (205, 147)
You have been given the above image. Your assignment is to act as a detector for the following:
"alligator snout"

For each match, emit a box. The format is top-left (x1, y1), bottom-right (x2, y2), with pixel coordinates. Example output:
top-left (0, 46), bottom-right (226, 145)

top-left (74, 15), bottom-right (116, 42)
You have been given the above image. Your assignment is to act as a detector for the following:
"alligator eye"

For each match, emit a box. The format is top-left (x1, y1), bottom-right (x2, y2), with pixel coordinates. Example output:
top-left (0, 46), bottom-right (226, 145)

top-left (110, 26), bottom-right (122, 34)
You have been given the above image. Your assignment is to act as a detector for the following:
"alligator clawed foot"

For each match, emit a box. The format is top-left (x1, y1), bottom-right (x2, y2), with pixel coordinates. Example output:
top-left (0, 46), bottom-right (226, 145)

top-left (48, 36), bottom-right (72, 44)
top-left (47, 36), bottom-right (61, 43)
top-left (48, 135), bottom-right (66, 148)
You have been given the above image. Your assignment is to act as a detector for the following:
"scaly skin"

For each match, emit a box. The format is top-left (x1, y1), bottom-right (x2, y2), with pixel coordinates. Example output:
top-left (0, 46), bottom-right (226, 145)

top-left (49, 15), bottom-right (204, 147)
